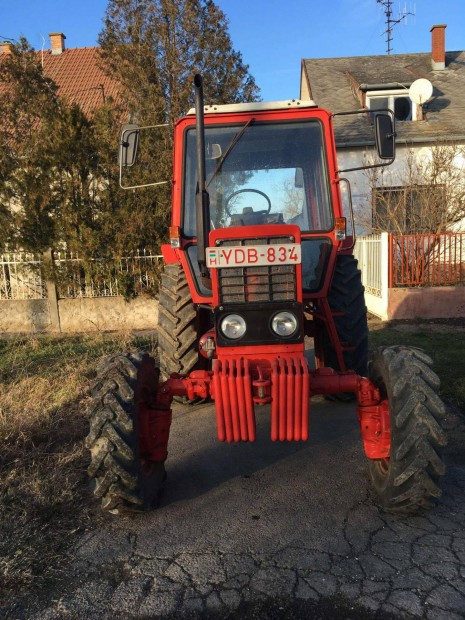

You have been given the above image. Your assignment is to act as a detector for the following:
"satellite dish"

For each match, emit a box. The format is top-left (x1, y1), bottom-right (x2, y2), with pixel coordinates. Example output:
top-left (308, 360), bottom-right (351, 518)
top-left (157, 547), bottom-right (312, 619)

top-left (409, 78), bottom-right (433, 105)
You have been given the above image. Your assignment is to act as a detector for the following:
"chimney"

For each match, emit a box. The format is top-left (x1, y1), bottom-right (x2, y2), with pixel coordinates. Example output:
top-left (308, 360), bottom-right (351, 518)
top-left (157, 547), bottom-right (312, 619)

top-left (430, 24), bottom-right (446, 70)
top-left (1, 42), bottom-right (13, 55)
top-left (49, 32), bottom-right (66, 55)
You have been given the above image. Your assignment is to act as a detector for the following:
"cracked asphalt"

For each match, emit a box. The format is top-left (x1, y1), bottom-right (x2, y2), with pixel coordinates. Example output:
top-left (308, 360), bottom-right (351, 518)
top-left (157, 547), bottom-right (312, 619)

top-left (21, 387), bottom-right (465, 620)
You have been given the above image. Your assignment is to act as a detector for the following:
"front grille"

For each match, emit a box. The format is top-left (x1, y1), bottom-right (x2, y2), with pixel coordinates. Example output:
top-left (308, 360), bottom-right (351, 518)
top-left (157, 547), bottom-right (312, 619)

top-left (217, 237), bottom-right (297, 304)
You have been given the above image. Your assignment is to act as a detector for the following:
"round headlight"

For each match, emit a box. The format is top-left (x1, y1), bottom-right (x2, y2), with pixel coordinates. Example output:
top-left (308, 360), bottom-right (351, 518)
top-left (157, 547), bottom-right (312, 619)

top-left (220, 314), bottom-right (246, 340)
top-left (271, 312), bottom-right (298, 337)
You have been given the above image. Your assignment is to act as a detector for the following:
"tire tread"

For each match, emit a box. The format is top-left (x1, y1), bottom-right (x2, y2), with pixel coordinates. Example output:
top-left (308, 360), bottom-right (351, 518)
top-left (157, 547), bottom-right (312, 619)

top-left (158, 264), bottom-right (199, 378)
top-left (86, 353), bottom-right (165, 515)
top-left (368, 345), bottom-right (447, 513)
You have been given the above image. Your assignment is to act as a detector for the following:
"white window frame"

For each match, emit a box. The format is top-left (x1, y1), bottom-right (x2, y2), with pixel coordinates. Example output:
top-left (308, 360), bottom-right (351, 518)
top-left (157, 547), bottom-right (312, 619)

top-left (366, 89), bottom-right (417, 121)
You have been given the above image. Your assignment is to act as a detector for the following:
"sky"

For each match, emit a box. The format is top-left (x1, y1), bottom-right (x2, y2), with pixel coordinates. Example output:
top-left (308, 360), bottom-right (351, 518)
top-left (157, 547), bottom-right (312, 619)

top-left (0, 0), bottom-right (464, 101)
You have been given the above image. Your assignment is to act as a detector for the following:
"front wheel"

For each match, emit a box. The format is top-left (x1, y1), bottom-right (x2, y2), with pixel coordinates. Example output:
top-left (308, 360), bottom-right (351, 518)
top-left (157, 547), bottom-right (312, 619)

top-left (368, 346), bottom-right (447, 513)
top-left (85, 352), bottom-right (166, 515)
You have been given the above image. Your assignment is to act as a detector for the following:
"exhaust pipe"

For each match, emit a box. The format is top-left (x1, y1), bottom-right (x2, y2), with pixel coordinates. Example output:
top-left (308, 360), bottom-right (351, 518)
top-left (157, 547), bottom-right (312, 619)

top-left (193, 74), bottom-right (211, 288)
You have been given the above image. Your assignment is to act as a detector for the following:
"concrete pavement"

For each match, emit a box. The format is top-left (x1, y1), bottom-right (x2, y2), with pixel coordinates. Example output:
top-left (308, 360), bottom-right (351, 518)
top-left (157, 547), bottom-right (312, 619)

top-left (27, 392), bottom-right (465, 620)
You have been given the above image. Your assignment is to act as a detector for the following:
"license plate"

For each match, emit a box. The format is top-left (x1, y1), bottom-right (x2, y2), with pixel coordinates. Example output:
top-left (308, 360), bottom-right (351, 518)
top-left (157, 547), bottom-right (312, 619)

top-left (206, 244), bottom-right (301, 268)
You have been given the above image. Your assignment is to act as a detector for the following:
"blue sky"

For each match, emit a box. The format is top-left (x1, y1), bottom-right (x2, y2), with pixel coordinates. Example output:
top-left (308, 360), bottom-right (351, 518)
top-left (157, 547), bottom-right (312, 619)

top-left (0, 0), bottom-right (463, 100)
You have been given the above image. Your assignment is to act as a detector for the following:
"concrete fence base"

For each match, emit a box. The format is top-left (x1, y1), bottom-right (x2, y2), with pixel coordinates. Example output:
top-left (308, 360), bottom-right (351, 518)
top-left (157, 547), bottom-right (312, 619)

top-left (387, 286), bottom-right (465, 320)
top-left (0, 296), bottom-right (159, 334)
top-left (2, 287), bottom-right (464, 334)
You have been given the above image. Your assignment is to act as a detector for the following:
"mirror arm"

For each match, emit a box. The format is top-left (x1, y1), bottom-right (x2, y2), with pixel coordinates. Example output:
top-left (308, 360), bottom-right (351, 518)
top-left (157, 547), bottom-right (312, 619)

top-left (337, 158), bottom-right (395, 175)
top-left (332, 108), bottom-right (396, 174)
top-left (118, 123), bottom-right (170, 190)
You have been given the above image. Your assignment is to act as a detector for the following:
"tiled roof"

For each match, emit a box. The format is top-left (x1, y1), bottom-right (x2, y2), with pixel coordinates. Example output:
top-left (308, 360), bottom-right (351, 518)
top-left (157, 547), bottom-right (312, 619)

top-left (302, 51), bottom-right (465, 147)
top-left (1, 46), bottom-right (121, 117)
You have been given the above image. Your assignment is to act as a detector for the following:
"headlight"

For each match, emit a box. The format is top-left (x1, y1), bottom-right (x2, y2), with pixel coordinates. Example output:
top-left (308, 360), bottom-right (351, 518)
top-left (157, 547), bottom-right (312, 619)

top-left (219, 314), bottom-right (246, 340)
top-left (271, 312), bottom-right (298, 337)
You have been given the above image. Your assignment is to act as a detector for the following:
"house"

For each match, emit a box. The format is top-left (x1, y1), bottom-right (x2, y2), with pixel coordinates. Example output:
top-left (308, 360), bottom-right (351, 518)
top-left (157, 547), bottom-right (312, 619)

top-left (300, 25), bottom-right (465, 234)
top-left (0, 32), bottom-right (120, 116)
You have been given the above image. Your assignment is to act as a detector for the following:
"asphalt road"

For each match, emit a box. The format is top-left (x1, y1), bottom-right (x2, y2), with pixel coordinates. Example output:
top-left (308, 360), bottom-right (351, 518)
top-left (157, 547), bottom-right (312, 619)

top-left (25, 388), bottom-right (465, 620)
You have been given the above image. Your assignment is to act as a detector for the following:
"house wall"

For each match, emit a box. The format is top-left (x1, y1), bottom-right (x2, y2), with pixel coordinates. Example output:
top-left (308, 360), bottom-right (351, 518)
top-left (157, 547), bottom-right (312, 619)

top-left (336, 143), bottom-right (465, 233)
top-left (300, 65), bottom-right (311, 100)
top-left (0, 296), bottom-right (159, 334)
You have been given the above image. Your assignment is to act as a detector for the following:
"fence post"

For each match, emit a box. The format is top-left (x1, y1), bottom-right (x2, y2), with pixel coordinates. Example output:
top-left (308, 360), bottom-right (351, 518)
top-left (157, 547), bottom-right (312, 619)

top-left (42, 249), bottom-right (61, 333)
top-left (388, 233), bottom-right (393, 288)
top-left (380, 233), bottom-right (390, 319)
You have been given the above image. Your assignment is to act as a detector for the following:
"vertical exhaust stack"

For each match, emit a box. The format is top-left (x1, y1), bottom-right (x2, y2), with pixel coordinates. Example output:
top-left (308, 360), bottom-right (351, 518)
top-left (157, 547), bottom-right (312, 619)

top-left (193, 74), bottom-right (211, 288)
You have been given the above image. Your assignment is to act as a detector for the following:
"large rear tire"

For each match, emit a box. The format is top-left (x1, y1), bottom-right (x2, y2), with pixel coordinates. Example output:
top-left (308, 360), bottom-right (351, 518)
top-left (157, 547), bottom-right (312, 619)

top-left (85, 352), bottom-right (166, 515)
top-left (319, 254), bottom-right (368, 376)
top-left (368, 346), bottom-right (447, 513)
top-left (157, 264), bottom-right (200, 379)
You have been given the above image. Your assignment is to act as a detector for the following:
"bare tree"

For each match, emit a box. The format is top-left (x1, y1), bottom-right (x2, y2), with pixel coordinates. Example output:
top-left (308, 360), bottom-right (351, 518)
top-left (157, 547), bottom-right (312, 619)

top-left (357, 143), bottom-right (465, 285)
top-left (358, 144), bottom-right (465, 235)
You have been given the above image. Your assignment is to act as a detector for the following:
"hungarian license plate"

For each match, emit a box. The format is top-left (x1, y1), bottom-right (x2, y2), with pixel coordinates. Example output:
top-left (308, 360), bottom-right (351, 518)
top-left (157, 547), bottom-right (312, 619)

top-left (206, 244), bottom-right (301, 268)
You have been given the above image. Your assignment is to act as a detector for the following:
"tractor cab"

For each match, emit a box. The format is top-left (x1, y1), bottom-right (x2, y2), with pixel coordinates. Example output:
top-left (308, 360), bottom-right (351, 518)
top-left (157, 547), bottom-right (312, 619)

top-left (176, 101), bottom-right (338, 301)
top-left (169, 100), bottom-right (345, 302)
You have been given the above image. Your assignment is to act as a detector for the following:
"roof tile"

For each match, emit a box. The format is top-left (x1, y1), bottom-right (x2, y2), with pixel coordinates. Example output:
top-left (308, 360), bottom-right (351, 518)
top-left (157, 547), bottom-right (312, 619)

top-left (1, 46), bottom-right (121, 117)
top-left (303, 51), bottom-right (465, 145)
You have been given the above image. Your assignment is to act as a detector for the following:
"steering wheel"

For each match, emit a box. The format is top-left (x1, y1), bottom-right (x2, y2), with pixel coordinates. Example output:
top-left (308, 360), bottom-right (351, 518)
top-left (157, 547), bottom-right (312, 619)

top-left (224, 188), bottom-right (272, 216)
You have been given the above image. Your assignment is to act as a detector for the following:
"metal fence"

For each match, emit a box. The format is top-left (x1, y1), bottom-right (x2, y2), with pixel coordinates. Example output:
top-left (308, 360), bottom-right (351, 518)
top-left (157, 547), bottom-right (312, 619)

top-left (0, 250), bottom-right (163, 300)
top-left (391, 232), bottom-right (465, 287)
top-left (0, 252), bottom-right (47, 300)
top-left (354, 233), bottom-right (390, 320)
top-left (354, 233), bottom-right (383, 297)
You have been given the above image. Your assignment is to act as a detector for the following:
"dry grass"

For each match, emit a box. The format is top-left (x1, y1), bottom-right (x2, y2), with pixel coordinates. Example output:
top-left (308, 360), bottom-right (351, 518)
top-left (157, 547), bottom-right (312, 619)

top-left (0, 331), bottom-right (156, 615)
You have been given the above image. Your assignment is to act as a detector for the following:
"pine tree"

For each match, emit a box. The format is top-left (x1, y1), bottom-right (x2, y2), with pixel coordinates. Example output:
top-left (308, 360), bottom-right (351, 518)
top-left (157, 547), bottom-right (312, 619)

top-left (0, 40), bottom-right (105, 253)
top-left (0, 38), bottom-right (60, 250)
top-left (98, 0), bottom-right (260, 247)
top-left (99, 0), bottom-right (260, 126)
top-left (0, 2), bottom-right (259, 258)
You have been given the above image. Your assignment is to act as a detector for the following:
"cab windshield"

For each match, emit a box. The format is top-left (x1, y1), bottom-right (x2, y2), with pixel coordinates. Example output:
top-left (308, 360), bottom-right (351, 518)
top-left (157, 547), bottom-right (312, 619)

top-left (182, 120), bottom-right (333, 236)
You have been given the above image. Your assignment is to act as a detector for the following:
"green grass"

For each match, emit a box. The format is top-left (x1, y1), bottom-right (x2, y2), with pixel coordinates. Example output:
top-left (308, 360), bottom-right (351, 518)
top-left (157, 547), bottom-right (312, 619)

top-left (369, 327), bottom-right (465, 409)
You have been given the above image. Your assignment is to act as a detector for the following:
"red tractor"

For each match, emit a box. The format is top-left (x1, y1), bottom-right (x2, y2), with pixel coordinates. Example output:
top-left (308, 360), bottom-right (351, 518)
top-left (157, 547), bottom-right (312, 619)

top-left (86, 76), bottom-right (447, 515)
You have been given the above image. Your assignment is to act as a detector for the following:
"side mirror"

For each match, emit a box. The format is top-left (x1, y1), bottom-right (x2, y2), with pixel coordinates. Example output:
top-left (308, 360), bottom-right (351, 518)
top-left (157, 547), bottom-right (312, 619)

top-left (119, 124), bottom-right (140, 167)
top-left (374, 113), bottom-right (395, 161)
top-left (206, 143), bottom-right (222, 160)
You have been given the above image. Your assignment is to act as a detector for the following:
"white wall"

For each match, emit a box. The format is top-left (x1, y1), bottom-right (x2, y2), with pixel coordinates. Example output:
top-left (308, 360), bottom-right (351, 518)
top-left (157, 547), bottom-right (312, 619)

top-left (336, 143), bottom-right (465, 233)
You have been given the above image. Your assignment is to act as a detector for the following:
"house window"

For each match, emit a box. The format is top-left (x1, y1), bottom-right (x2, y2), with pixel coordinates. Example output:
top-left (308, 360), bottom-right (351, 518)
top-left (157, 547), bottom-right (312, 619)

top-left (372, 185), bottom-right (445, 233)
top-left (367, 90), bottom-right (416, 122)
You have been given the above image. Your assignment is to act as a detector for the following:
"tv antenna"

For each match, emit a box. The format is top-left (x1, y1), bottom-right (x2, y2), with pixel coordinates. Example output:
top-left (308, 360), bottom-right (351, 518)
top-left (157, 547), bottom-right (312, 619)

top-left (377, 1), bottom-right (415, 54)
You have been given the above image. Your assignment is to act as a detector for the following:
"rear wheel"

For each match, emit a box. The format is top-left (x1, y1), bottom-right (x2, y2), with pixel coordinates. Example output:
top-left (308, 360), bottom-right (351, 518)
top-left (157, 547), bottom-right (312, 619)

top-left (85, 352), bottom-right (166, 515)
top-left (157, 264), bottom-right (200, 379)
top-left (368, 346), bottom-right (447, 513)
top-left (319, 254), bottom-right (368, 375)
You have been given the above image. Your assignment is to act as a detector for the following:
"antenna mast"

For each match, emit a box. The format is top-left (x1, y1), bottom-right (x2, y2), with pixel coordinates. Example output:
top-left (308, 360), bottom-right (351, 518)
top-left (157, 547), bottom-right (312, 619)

top-left (377, 0), bottom-right (415, 54)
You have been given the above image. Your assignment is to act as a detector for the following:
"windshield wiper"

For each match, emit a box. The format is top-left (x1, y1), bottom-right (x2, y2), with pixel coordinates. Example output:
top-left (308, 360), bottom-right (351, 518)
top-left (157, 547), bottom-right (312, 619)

top-left (206, 118), bottom-right (254, 189)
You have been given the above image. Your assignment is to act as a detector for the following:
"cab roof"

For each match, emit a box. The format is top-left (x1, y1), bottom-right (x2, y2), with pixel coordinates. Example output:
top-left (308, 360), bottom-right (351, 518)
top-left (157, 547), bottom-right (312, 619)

top-left (186, 99), bottom-right (318, 116)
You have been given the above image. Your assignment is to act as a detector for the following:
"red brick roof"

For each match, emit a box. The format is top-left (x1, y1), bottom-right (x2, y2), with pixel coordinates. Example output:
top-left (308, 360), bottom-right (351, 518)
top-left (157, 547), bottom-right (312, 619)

top-left (41, 47), bottom-right (121, 116)
top-left (1, 46), bottom-right (122, 117)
